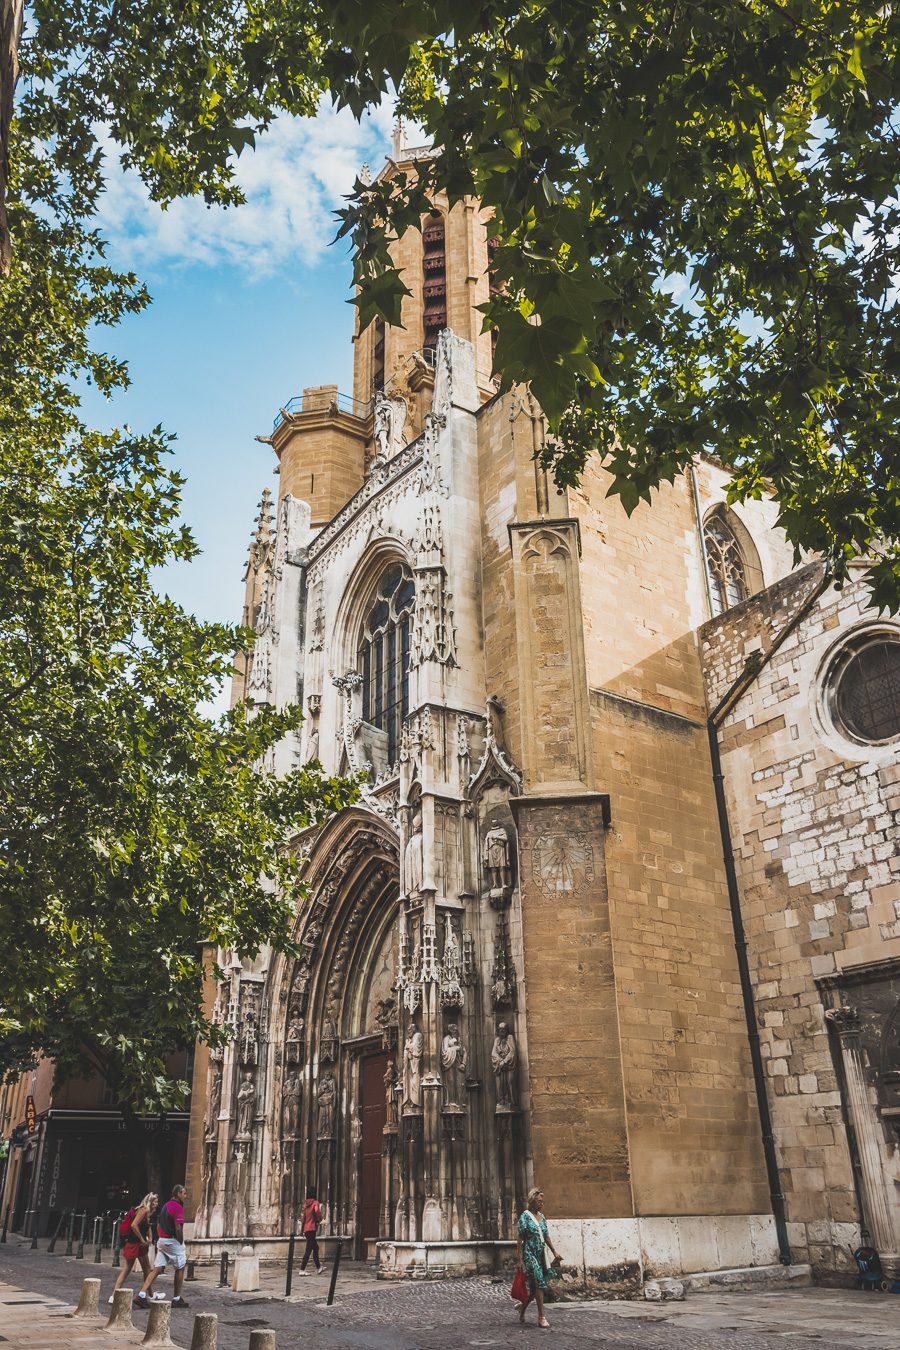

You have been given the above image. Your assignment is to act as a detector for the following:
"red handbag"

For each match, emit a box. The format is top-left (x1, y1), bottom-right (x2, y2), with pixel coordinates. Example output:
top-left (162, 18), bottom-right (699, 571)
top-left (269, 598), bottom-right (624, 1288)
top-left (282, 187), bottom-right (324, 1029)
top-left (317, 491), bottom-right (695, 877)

top-left (510, 1269), bottom-right (530, 1305)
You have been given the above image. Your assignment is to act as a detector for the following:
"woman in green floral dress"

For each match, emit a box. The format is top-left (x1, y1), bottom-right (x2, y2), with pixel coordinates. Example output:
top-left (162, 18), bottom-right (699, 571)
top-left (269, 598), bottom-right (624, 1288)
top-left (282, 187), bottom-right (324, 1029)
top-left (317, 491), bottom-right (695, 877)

top-left (515, 1186), bottom-right (561, 1328)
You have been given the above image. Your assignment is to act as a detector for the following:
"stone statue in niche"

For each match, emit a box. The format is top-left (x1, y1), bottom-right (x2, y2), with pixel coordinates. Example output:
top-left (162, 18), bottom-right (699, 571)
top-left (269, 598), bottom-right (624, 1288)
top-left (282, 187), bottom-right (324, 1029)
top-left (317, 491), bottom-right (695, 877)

top-left (405, 806), bottom-right (424, 898)
top-left (235, 1071), bottom-right (256, 1139)
top-left (440, 1023), bottom-right (468, 1109)
top-left (402, 1019), bottom-right (424, 1109)
top-left (482, 822), bottom-right (513, 904)
top-left (204, 1067), bottom-right (223, 1141)
top-left (281, 1072), bottom-right (302, 1138)
top-left (491, 1021), bottom-right (518, 1109)
top-left (316, 1071), bottom-right (336, 1138)
top-left (320, 1016), bottom-right (339, 1063)
top-left (305, 720), bottom-right (319, 762)
top-left (373, 393), bottom-right (408, 462)
top-left (384, 1058), bottom-right (397, 1127)
top-left (285, 1007), bottom-right (305, 1063)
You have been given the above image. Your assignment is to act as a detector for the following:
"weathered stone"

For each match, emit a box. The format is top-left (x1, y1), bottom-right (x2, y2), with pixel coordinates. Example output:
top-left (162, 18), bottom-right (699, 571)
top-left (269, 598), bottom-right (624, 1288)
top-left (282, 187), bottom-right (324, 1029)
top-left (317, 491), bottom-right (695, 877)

top-left (72, 1277), bottom-right (100, 1318)
top-left (103, 1288), bottom-right (133, 1333)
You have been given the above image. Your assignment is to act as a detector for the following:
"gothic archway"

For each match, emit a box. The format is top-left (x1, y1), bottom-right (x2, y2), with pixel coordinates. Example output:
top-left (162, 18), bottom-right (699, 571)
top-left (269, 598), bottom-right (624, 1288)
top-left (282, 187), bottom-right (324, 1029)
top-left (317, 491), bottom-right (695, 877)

top-left (267, 807), bottom-right (401, 1251)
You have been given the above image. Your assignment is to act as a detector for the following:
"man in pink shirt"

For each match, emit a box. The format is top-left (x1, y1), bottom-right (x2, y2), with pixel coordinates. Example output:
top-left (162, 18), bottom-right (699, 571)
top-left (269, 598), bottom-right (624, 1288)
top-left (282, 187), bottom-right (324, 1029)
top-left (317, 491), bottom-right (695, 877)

top-left (135, 1184), bottom-right (189, 1310)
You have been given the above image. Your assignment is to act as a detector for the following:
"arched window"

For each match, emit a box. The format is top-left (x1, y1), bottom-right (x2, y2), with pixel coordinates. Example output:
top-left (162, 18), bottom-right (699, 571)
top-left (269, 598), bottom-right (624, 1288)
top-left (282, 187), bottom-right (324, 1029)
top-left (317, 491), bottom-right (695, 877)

top-left (704, 513), bottom-right (750, 615)
top-left (358, 563), bottom-right (415, 764)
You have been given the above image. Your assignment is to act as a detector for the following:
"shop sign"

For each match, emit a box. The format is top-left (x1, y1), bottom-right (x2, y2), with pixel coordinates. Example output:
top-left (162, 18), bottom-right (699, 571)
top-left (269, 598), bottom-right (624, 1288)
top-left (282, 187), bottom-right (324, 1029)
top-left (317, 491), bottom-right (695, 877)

top-left (25, 1096), bottom-right (37, 1133)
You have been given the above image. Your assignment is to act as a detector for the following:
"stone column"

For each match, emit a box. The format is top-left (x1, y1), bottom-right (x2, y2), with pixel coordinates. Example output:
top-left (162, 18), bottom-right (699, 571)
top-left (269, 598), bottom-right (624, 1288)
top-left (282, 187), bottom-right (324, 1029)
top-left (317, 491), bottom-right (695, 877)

top-left (826, 1006), bottom-right (900, 1275)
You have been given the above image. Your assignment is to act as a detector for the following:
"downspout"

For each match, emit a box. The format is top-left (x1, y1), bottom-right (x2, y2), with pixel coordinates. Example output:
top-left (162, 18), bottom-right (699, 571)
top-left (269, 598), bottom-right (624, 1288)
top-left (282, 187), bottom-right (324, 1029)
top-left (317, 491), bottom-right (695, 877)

top-left (707, 561), bottom-right (832, 1267)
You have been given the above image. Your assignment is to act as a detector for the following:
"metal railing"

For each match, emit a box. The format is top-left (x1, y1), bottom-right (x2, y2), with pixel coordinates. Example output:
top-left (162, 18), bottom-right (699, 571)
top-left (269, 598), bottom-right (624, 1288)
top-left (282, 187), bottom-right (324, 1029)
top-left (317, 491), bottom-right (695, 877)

top-left (273, 390), bottom-right (372, 431)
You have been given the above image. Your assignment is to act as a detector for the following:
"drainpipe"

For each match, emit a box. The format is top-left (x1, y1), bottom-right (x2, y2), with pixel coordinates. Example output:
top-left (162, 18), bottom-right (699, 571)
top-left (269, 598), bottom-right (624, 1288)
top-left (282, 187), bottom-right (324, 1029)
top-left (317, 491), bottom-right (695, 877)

top-left (707, 561), bottom-right (832, 1267)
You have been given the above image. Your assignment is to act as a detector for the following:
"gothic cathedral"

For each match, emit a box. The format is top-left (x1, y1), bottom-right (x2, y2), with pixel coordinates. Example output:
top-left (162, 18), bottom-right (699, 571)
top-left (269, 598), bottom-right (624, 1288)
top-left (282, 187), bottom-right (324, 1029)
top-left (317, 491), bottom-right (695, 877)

top-left (186, 138), bottom-right (900, 1290)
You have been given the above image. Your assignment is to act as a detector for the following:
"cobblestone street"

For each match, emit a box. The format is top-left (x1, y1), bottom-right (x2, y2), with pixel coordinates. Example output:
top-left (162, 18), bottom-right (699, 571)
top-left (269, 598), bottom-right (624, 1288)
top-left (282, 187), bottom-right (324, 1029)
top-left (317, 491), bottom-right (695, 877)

top-left (1, 1240), bottom-right (898, 1350)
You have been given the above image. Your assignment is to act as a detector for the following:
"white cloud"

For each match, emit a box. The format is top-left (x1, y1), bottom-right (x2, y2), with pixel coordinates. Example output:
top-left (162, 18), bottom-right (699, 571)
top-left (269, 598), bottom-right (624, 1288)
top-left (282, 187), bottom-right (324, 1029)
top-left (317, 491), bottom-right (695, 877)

top-left (97, 100), bottom-right (395, 277)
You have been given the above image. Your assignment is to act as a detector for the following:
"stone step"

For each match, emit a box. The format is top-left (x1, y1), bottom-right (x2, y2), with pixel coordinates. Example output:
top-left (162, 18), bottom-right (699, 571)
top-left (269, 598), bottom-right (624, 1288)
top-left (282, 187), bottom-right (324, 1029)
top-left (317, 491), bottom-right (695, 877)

top-left (682, 1263), bottom-right (812, 1293)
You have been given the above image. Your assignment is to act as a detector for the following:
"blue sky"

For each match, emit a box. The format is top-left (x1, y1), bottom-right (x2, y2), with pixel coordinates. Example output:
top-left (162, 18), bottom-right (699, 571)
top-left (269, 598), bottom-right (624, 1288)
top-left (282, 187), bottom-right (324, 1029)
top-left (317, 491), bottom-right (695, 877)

top-left (81, 104), bottom-right (394, 672)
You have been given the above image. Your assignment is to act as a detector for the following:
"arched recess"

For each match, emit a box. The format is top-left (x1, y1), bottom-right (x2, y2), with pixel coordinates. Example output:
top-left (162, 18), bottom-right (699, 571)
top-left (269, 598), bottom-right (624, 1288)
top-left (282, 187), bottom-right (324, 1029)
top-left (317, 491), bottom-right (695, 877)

top-left (703, 503), bottom-right (764, 614)
top-left (266, 806), bottom-right (400, 1250)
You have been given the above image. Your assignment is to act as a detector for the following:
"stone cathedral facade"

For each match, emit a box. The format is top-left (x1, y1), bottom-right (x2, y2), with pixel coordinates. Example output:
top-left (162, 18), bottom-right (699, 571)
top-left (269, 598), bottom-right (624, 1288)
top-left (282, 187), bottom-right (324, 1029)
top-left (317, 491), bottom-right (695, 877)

top-left (185, 140), bottom-right (900, 1289)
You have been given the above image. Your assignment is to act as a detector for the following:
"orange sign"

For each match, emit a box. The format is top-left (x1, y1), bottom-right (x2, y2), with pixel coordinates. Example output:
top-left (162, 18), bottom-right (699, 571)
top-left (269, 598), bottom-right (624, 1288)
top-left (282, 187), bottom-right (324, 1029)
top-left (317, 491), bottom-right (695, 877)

top-left (25, 1095), bottom-right (37, 1133)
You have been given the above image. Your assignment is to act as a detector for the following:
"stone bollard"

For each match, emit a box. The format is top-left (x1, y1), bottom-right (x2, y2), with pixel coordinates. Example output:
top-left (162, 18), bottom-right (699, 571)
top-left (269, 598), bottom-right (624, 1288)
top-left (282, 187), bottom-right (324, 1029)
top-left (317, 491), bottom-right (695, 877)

top-left (141, 1300), bottom-right (177, 1348)
top-left (248, 1332), bottom-right (276, 1350)
top-left (230, 1244), bottom-right (260, 1293)
top-left (104, 1287), bottom-right (135, 1332)
top-left (189, 1312), bottom-right (217, 1350)
top-left (72, 1277), bottom-right (101, 1318)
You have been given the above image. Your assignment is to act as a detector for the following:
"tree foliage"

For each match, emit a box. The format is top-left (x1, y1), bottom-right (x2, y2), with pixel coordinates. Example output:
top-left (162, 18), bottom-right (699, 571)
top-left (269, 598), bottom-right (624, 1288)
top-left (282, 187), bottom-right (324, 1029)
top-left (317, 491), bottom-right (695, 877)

top-left (5, 2), bottom-right (900, 606)
top-left (0, 95), bottom-right (356, 1110)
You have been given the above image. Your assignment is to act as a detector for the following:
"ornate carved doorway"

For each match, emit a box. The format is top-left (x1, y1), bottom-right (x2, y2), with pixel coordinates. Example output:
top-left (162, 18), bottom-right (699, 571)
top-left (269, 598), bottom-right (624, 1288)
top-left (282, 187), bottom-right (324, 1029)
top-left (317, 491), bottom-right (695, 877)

top-left (360, 1051), bottom-right (389, 1250)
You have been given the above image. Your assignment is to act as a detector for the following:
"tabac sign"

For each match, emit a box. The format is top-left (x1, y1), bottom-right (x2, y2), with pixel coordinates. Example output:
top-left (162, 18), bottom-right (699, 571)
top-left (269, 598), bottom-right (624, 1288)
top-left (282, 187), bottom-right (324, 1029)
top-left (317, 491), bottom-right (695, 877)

top-left (25, 1096), bottom-right (37, 1134)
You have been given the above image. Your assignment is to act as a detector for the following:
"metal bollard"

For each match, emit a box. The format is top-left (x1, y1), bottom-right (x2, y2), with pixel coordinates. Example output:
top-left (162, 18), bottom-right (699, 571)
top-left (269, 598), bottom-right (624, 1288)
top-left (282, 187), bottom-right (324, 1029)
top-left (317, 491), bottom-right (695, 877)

top-left (76, 1210), bottom-right (88, 1259)
top-left (47, 1209), bottom-right (67, 1254)
top-left (218, 1250), bottom-right (229, 1287)
top-left (72, 1276), bottom-right (101, 1318)
top-left (186, 1258), bottom-right (197, 1281)
top-left (284, 1223), bottom-right (296, 1297)
top-left (93, 1214), bottom-right (104, 1262)
top-left (111, 1212), bottom-right (124, 1267)
top-left (248, 1332), bottom-right (276, 1350)
top-left (189, 1311), bottom-right (217, 1350)
top-left (65, 1208), bottom-right (75, 1256)
top-left (326, 1237), bottom-right (344, 1307)
top-left (0, 1203), bottom-right (10, 1243)
top-left (30, 1210), bottom-right (39, 1248)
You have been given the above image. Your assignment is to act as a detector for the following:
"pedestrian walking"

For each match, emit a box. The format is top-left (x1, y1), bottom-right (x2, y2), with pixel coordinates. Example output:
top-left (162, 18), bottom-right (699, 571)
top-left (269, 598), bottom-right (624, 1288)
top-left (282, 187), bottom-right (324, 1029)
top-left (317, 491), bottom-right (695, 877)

top-left (514, 1186), bottom-right (561, 1329)
top-left (298, 1186), bottom-right (324, 1274)
top-left (135, 1184), bottom-right (189, 1310)
top-left (109, 1193), bottom-right (158, 1302)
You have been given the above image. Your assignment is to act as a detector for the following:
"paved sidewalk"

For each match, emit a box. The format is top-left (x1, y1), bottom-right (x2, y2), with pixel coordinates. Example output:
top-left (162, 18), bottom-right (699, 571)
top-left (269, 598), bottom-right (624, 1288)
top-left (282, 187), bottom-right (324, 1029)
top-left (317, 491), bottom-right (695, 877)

top-left (2, 1237), bottom-right (899, 1349)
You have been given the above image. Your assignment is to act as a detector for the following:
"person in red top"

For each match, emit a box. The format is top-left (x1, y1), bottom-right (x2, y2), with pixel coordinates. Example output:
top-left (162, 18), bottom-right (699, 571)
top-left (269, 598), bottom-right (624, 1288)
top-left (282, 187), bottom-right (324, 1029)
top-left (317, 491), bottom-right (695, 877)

top-left (135, 1184), bottom-right (190, 1310)
top-left (109, 1193), bottom-right (157, 1303)
top-left (298, 1186), bottom-right (324, 1274)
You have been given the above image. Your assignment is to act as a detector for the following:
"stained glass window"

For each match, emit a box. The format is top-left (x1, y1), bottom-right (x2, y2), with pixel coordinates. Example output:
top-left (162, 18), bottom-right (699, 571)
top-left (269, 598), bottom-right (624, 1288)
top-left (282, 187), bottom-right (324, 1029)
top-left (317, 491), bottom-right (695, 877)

top-left (704, 515), bottom-right (749, 615)
top-left (833, 638), bottom-right (900, 744)
top-left (358, 564), bottom-right (415, 764)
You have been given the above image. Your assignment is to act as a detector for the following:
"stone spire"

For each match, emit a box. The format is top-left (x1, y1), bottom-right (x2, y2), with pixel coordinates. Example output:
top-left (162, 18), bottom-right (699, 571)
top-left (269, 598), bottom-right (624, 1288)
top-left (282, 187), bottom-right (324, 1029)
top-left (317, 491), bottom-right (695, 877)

top-left (245, 486), bottom-right (274, 580)
top-left (391, 115), bottom-right (407, 161)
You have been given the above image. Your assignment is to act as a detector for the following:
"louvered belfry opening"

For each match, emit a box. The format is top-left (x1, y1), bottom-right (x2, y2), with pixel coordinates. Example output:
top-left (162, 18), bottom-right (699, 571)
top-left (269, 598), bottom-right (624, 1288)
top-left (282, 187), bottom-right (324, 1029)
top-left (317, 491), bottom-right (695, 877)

top-left (422, 211), bottom-right (447, 356)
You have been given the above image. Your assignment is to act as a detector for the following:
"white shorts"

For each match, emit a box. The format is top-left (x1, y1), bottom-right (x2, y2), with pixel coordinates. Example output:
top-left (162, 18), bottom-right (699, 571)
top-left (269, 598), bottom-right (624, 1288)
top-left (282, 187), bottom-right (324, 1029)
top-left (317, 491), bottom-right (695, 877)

top-left (154, 1237), bottom-right (187, 1270)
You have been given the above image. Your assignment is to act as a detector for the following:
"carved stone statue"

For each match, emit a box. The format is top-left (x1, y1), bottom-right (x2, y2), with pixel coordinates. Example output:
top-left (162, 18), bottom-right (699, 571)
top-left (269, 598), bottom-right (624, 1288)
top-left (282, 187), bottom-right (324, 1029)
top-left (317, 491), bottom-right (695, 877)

top-left (402, 1020), bottom-right (424, 1109)
top-left (384, 1058), bottom-right (397, 1127)
top-left (373, 392), bottom-right (408, 461)
top-left (440, 1023), bottom-right (468, 1108)
top-left (204, 1068), bottom-right (222, 1141)
top-left (316, 1071), bottom-right (336, 1137)
top-left (404, 807), bottom-right (424, 898)
top-left (482, 823), bottom-right (513, 894)
top-left (235, 1071), bottom-right (256, 1138)
top-left (285, 1008), bottom-right (305, 1063)
top-left (491, 1021), bottom-right (518, 1109)
top-left (306, 722), bottom-right (319, 762)
top-left (281, 1072), bottom-right (302, 1138)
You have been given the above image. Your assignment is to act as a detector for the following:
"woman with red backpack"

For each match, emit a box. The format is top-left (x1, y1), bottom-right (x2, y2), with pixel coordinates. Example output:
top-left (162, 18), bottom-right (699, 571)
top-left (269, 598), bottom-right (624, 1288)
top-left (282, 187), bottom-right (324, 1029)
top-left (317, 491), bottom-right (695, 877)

top-left (109, 1193), bottom-right (158, 1302)
top-left (298, 1186), bottom-right (325, 1274)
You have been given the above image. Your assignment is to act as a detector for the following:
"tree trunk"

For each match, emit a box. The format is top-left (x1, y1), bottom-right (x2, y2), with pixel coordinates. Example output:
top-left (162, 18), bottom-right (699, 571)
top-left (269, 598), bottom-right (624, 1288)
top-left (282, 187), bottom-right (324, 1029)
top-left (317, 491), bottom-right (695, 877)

top-left (0, 0), bottom-right (23, 274)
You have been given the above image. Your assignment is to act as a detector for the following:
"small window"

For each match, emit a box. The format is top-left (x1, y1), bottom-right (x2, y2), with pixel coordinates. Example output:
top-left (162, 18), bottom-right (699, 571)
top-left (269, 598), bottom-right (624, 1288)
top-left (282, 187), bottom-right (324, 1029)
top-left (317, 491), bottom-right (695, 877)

top-left (358, 564), bottom-right (415, 764)
top-left (830, 635), bottom-right (900, 745)
top-left (704, 514), bottom-right (749, 615)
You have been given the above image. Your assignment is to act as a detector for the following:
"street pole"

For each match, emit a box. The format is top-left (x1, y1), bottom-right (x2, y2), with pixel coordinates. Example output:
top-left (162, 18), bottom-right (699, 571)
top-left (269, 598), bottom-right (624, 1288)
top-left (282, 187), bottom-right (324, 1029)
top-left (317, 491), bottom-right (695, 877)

top-left (326, 1238), bottom-right (344, 1307)
top-left (47, 1209), bottom-right (66, 1254)
top-left (76, 1210), bottom-right (87, 1259)
top-left (64, 1209), bottom-right (75, 1256)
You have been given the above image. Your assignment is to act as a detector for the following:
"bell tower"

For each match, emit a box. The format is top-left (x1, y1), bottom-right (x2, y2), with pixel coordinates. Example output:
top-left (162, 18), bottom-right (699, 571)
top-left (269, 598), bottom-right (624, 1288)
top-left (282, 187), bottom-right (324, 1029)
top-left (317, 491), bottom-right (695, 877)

top-left (351, 134), bottom-right (498, 444)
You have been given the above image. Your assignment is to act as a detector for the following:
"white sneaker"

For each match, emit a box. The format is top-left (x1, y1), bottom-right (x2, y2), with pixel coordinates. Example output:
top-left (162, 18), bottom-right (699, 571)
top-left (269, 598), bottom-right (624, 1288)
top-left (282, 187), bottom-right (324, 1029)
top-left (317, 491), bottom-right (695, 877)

top-left (152, 1292), bottom-right (167, 1301)
top-left (108, 1295), bottom-right (115, 1305)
